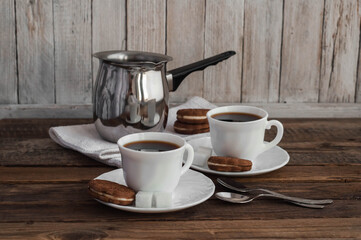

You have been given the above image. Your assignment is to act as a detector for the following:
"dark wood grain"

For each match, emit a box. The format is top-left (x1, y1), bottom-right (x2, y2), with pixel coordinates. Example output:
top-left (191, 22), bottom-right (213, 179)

top-left (0, 167), bottom-right (113, 183)
top-left (1, 118), bottom-right (360, 167)
top-left (1, 138), bottom-right (360, 166)
top-left (1, 140), bottom-right (360, 167)
top-left (0, 198), bottom-right (360, 222)
top-left (1, 182), bottom-right (359, 203)
top-left (1, 118), bottom-right (360, 141)
top-left (1, 165), bottom-right (360, 183)
top-left (0, 138), bottom-right (104, 167)
top-left (0, 118), bottom-right (360, 239)
top-left (0, 119), bottom-right (92, 138)
top-left (1, 142), bottom-right (361, 168)
top-left (1, 218), bottom-right (360, 239)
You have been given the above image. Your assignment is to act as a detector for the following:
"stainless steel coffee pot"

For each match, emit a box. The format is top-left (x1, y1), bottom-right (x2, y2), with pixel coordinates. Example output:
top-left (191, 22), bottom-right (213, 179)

top-left (93, 50), bottom-right (235, 142)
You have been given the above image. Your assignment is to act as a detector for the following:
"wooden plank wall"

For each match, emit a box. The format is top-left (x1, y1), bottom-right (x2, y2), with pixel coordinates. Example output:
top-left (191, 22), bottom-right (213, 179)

top-left (280, 0), bottom-right (324, 103)
top-left (167, 0), bottom-right (205, 102)
top-left (203, 0), bottom-right (244, 103)
top-left (1, 0), bottom-right (361, 112)
top-left (0, 0), bottom-right (17, 104)
top-left (320, 0), bottom-right (360, 103)
top-left (92, 0), bottom-right (126, 85)
top-left (242, 0), bottom-right (282, 103)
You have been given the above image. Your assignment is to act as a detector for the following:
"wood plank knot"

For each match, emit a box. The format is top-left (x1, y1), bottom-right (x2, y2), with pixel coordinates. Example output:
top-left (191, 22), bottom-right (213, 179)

top-left (45, 229), bottom-right (108, 240)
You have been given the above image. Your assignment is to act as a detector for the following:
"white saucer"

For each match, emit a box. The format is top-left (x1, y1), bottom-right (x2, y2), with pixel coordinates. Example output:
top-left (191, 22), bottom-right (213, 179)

top-left (187, 137), bottom-right (289, 176)
top-left (93, 168), bottom-right (215, 213)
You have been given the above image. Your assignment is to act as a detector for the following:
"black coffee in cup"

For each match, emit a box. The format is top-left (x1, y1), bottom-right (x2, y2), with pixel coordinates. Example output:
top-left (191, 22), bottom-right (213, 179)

top-left (124, 140), bottom-right (180, 152)
top-left (211, 112), bottom-right (261, 122)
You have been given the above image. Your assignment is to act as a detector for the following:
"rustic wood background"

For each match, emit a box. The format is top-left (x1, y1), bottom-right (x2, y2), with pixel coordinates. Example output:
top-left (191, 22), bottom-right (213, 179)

top-left (1, 0), bottom-right (361, 118)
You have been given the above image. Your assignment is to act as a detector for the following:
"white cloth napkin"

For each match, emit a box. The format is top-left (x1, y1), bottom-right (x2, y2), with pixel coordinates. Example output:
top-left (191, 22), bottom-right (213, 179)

top-left (49, 96), bottom-right (216, 167)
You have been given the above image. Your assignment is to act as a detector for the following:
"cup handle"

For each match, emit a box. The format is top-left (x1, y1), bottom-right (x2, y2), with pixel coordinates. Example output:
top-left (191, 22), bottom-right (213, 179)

top-left (181, 143), bottom-right (194, 176)
top-left (262, 120), bottom-right (284, 153)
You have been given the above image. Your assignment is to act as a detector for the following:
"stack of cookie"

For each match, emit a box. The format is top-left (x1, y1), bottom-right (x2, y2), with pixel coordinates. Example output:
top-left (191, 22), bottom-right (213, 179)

top-left (174, 109), bottom-right (210, 134)
top-left (89, 179), bottom-right (135, 205)
top-left (208, 156), bottom-right (252, 172)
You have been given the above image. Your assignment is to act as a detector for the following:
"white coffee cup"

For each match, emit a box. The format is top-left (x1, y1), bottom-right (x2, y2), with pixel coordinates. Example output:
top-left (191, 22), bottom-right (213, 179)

top-left (117, 132), bottom-right (194, 192)
top-left (207, 106), bottom-right (283, 161)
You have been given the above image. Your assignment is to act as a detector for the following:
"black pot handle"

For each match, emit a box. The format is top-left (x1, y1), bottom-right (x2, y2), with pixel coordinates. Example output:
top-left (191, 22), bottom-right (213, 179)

top-left (167, 51), bottom-right (236, 91)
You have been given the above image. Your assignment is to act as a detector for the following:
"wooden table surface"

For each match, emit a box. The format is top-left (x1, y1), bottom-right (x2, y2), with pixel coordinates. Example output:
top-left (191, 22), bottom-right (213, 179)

top-left (0, 118), bottom-right (360, 239)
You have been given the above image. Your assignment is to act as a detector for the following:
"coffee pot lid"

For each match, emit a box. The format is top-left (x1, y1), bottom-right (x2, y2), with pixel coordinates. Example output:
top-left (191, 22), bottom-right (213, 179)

top-left (93, 50), bottom-right (172, 67)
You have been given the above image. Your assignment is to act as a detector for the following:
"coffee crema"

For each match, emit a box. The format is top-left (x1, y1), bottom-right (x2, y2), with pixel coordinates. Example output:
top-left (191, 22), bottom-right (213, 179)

top-left (211, 112), bottom-right (262, 122)
top-left (124, 140), bottom-right (180, 152)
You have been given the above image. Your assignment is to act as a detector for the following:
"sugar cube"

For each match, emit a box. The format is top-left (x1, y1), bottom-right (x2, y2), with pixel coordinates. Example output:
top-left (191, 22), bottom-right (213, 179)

top-left (153, 192), bottom-right (173, 208)
top-left (193, 146), bottom-right (213, 166)
top-left (135, 191), bottom-right (153, 208)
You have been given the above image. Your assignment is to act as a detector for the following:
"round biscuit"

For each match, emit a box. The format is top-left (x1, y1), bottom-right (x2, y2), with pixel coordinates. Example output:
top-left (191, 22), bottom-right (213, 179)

top-left (207, 156), bottom-right (252, 172)
top-left (173, 120), bottom-right (209, 134)
top-left (176, 109), bottom-right (210, 124)
top-left (88, 179), bottom-right (135, 205)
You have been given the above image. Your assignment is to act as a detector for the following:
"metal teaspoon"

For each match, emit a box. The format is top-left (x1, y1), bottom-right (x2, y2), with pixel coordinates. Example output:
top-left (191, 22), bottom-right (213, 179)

top-left (216, 192), bottom-right (325, 209)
